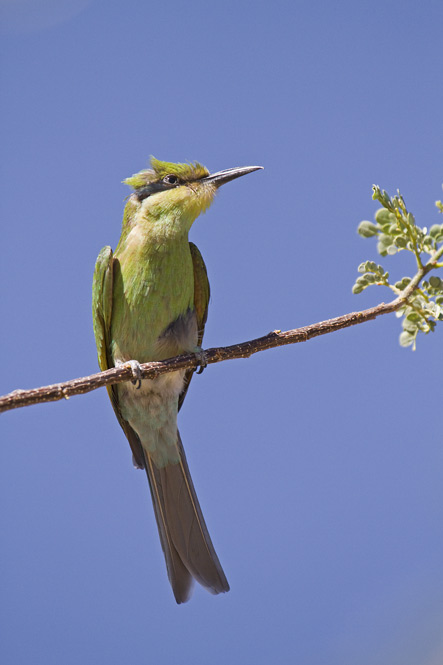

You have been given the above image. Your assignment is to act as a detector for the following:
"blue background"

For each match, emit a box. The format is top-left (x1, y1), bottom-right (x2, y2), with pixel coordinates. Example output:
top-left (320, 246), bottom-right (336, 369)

top-left (1, 1), bottom-right (443, 663)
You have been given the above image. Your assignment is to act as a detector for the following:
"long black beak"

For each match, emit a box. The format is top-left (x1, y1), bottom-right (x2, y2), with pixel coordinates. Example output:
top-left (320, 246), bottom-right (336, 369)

top-left (203, 165), bottom-right (263, 187)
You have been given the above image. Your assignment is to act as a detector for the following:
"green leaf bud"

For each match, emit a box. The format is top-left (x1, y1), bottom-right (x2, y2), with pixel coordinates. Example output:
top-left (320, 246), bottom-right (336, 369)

top-left (394, 236), bottom-right (408, 248)
top-left (356, 276), bottom-right (368, 286)
top-left (399, 331), bottom-right (416, 347)
top-left (358, 221), bottom-right (378, 238)
top-left (378, 233), bottom-right (393, 246)
top-left (375, 208), bottom-right (392, 225)
top-left (377, 236), bottom-right (392, 255)
top-left (432, 224), bottom-right (441, 233)
top-left (403, 319), bottom-right (419, 333)
top-left (352, 284), bottom-right (364, 294)
top-left (395, 281), bottom-right (405, 290)
top-left (394, 277), bottom-right (411, 290)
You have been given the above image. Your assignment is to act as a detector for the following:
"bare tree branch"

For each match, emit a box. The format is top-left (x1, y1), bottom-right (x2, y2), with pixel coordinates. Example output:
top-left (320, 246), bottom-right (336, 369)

top-left (0, 271), bottom-right (429, 414)
top-left (2, 245), bottom-right (441, 414)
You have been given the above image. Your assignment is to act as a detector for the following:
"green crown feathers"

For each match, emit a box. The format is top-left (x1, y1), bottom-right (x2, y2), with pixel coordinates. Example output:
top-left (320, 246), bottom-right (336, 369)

top-left (123, 157), bottom-right (209, 189)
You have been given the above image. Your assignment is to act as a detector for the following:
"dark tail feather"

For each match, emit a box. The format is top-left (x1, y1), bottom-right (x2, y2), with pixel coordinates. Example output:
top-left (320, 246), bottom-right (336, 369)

top-left (143, 431), bottom-right (229, 604)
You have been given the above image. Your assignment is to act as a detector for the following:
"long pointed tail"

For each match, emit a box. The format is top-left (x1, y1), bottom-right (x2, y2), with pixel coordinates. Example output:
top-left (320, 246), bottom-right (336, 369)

top-left (143, 431), bottom-right (229, 603)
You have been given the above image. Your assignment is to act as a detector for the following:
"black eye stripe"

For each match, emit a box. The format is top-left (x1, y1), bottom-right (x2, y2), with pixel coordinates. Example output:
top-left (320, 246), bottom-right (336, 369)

top-left (135, 177), bottom-right (183, 202)
top-left (135, 182), bottom-right (166, 202)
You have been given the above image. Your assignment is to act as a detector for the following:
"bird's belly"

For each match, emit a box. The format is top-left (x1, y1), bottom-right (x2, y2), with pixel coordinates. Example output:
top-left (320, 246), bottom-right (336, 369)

top-left (113, 309), bottom-right (199, 468)
top-left (119, 366), bottom-right (186, 404)
top-left (112, 308), bottom-right (198, 365)
top-left (117, 369), bottom-right (186, 468)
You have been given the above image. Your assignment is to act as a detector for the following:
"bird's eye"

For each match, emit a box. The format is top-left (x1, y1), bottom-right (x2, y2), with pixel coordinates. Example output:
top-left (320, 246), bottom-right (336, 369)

top-left (163, 174), bottom-right (179, 185)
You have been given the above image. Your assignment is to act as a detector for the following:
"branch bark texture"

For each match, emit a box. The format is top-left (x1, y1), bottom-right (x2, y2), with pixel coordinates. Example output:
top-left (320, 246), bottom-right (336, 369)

top-left (3, 241), bottom-right (441, 415)
top-left (0, 292), bottom-right (415, 414)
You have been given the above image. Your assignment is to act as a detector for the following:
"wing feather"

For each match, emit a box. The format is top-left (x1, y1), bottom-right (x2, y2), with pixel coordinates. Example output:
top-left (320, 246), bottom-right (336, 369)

top-left (92, 245), bottom-right (145, 468)
top-left (178, 242), bottom-right (210, 411)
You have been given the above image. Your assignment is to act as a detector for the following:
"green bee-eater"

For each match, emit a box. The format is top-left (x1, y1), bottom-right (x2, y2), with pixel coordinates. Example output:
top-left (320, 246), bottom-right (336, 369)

top-left (92, 157), bottom-right (262, 603)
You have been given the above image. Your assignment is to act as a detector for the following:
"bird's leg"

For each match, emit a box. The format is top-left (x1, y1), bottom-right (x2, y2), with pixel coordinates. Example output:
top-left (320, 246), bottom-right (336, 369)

top-left (127, 360), bottom-right (143, 389)
top-left (193, 346), bottom-right (207, 375)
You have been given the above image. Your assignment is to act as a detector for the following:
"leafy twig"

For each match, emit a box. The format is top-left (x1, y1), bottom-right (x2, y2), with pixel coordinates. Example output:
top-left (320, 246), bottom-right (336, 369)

top-left (354, 185), bottom-right (443, 349)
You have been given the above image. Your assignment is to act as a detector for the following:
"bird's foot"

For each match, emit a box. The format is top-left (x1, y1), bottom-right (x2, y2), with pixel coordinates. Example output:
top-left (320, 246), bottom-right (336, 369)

top-left (194, 346), bottom-right (207, 375)
top-left (127, 360), bottom-right (143, 389)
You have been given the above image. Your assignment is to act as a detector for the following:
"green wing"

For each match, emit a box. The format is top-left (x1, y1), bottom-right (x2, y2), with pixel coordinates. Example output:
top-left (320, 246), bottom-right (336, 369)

top-left (92, 246), bottom-right (114, 373)
top-left (178, 242), bottom-right (210, 412)
top-left (92, 245), bottom-right (145, 468)
top-left (190, 242), bottom-right (210, 346)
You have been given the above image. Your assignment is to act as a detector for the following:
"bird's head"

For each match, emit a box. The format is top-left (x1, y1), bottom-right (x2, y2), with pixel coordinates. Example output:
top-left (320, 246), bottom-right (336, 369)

top-left (123, 157), bottom-right (262, 231)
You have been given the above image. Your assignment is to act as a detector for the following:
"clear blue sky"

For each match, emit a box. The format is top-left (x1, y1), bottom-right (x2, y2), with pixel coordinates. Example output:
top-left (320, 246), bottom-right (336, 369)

top-left (1, 1), bottom-right (442, 663)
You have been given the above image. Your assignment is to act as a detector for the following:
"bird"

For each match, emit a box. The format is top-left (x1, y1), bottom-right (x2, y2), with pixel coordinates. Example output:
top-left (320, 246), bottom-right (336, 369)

top-left (92, 157), bottom-right (262, 603)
